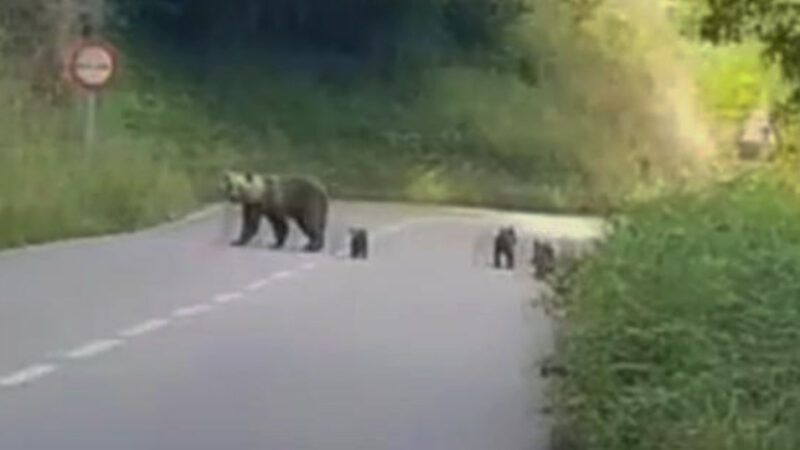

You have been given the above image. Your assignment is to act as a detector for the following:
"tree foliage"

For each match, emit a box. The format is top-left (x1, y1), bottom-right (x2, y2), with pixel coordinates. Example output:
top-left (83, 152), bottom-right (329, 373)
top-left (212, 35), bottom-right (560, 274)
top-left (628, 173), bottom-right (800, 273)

top-left (0, 0), bottom-right (103, 102)
top-left (699, 0), bottom-right (800, 104)
top-left (110, 0), bottom-right (531, 59)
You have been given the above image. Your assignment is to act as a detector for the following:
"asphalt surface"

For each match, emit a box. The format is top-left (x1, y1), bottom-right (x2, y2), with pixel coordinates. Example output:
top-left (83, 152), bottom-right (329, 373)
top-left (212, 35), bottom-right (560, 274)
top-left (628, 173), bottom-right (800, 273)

top-left (0, 201), bottom-right (603, 450)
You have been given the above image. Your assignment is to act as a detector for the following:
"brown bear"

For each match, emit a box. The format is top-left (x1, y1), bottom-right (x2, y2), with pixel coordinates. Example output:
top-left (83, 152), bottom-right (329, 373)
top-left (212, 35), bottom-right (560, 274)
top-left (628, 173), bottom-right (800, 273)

top-left (220, 171), bottom-right (329, 252)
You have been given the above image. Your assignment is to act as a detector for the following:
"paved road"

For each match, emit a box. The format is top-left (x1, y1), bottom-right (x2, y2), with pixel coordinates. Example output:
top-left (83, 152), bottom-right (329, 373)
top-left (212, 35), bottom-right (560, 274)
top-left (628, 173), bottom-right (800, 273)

top-left (0, 201), bottom-right (602, 450)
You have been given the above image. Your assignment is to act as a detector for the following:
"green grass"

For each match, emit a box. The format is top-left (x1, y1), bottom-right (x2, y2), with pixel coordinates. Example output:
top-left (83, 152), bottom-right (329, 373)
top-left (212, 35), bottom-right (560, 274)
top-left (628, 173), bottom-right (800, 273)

top-left (112, 59), bottom-right (627, 214)
top-left (0, 103), bottom-right (197, 248)
top-left (551, 164), bottom-right (800, 450)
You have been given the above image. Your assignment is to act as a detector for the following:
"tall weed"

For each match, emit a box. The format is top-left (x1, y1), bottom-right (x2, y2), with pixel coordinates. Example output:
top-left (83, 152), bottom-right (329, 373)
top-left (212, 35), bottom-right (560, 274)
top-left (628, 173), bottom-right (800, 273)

top-left (555, 165), bottom-right (800, 450)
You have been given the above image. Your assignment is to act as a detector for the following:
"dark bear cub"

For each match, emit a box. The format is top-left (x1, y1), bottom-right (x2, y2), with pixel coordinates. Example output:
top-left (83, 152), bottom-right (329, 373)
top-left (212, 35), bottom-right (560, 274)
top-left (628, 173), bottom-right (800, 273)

top-left (349, 228), bottom-right (368, 259)
top-left (493, 226), bottom-right (517, 269)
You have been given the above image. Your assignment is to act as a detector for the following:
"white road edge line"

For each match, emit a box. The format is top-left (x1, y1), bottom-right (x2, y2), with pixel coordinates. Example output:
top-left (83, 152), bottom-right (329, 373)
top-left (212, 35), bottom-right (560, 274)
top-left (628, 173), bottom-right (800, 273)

top-left (64, 340), bottom-right (123, 360)
top-left (301, 262), bottom-right (317, 270)
top-left (246, 279), bottom-right (271, 291)
top-left (0, 364), bottom-right (58, 388)
top-left (119, 319), bottom-right (171, 338)
top-left (214, 292), bottom-right (245, 304)
top-left (172, 304), bottom-right (215, 318)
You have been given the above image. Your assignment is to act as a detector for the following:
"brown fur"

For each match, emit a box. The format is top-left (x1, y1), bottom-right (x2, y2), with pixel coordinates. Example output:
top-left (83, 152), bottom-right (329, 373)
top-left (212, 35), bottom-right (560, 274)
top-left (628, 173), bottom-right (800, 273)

top-left (221, 171), bottom-right (329, 252)
top-left (493, 226), bottom-right (517, 269)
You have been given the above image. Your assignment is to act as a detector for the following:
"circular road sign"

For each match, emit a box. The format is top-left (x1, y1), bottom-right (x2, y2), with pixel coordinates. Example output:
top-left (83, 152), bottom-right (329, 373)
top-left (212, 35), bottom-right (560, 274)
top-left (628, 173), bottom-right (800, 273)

top-left (68, 40), bottom-right (118, 91)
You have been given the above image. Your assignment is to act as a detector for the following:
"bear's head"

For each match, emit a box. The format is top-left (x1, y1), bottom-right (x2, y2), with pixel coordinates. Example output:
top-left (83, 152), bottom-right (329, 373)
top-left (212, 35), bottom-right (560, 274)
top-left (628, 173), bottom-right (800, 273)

top-left (220, 171), bottom-right (265, 203)
top-left (498, 226), bottom-right (516, 244)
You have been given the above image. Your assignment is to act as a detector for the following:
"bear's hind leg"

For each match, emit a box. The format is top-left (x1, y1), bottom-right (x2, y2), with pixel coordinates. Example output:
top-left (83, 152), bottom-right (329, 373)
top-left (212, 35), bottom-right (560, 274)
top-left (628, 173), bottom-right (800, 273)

top-left (493, 246), bottom-right (503, 269)
top-left (506, 248), bottom-right (515, 269)
top-left (297, 215), bottom-right (324, 252)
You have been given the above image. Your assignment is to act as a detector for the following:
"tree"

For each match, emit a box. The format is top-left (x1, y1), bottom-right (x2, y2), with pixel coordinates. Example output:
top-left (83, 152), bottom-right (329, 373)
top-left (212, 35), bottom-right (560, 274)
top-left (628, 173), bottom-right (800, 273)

top-left (699, 0), bottom-right (800, 105)
top-left (0, 0), bottom-right (105, 104)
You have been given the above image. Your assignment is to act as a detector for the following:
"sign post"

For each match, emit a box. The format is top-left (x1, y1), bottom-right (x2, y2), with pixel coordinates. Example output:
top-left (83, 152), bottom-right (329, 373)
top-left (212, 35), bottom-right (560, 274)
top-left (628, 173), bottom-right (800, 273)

top-left (67, 40), bottom-right (118, 150)
top-left (85, 89), bottom-right (97, 148)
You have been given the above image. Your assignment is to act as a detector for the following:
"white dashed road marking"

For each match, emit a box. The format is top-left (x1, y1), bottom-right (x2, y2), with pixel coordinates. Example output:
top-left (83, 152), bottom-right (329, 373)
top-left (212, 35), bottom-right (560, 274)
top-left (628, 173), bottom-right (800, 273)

top-left (0, 218), bottom-right (436, 391)
top-left (383, 225), bottom-right (403, 234)
top-left (172, 304), bottom-right (214, 318)
top-left (64, 340), bottom-right (123, 360)
top-left (119, 319), bottom-right (171, 338)
top-left (214, 292), bottom-right (245, 304)
top-left (246, 279), bottom-right (270, 291)
top-left (0, 364), bottom-right (58, 388)
top-left (272, 271), bottom-right (295, 280)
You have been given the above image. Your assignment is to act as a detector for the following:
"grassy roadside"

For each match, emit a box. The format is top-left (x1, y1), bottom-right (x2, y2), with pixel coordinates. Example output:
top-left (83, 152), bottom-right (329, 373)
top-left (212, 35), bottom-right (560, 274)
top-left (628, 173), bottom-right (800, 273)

top-left (548, 162), bottom-right (800, 450)
top-left (0, 101), bottom-right (197, 249)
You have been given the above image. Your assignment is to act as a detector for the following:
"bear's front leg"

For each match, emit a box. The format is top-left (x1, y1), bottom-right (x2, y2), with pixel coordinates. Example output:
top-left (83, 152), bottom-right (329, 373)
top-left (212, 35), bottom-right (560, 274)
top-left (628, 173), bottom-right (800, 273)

top-left (231, 204), bottom-right (260, 247)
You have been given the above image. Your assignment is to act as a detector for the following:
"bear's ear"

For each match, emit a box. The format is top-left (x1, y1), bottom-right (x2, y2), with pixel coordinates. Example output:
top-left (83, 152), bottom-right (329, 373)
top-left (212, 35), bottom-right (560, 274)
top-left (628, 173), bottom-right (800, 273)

top-left (244, 172), bottom-right (254, 183)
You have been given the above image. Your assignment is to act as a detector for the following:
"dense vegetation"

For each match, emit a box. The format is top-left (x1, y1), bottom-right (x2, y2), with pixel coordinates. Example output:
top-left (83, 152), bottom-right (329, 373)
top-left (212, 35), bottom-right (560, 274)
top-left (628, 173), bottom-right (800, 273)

top-left (552, 163), bottom-right (800, 450)
top-left (0, 0), bottom-right (723, 249)
top-left (547, 2), bottom-right (800, 449)
top-left (699, 0), bottom-right (800, 106)
top-left (111, 0), bottom-right (712, 209)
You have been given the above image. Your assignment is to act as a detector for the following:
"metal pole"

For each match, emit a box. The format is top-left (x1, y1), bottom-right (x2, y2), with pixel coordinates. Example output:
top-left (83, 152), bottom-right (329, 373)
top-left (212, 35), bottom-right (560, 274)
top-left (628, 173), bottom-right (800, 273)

top-left (85, 91), bottom-right (97, 150)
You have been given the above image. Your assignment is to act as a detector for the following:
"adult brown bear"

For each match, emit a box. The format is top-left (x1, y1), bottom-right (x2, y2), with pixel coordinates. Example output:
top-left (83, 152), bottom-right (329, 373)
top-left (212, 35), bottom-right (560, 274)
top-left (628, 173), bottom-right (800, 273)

top-left (220, 171), bottom-right (329, 252)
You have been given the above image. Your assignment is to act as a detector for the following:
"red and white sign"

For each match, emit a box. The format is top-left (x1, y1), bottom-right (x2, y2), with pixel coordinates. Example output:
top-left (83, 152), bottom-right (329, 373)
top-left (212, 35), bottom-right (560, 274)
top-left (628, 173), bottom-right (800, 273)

top-left (67, 41), bottom-right (118, 91)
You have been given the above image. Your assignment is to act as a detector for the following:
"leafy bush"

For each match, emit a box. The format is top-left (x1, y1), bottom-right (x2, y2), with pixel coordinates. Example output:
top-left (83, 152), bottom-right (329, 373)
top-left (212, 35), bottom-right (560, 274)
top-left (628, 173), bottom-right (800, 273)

top-left (554, 165), bottom-right (800, 450)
